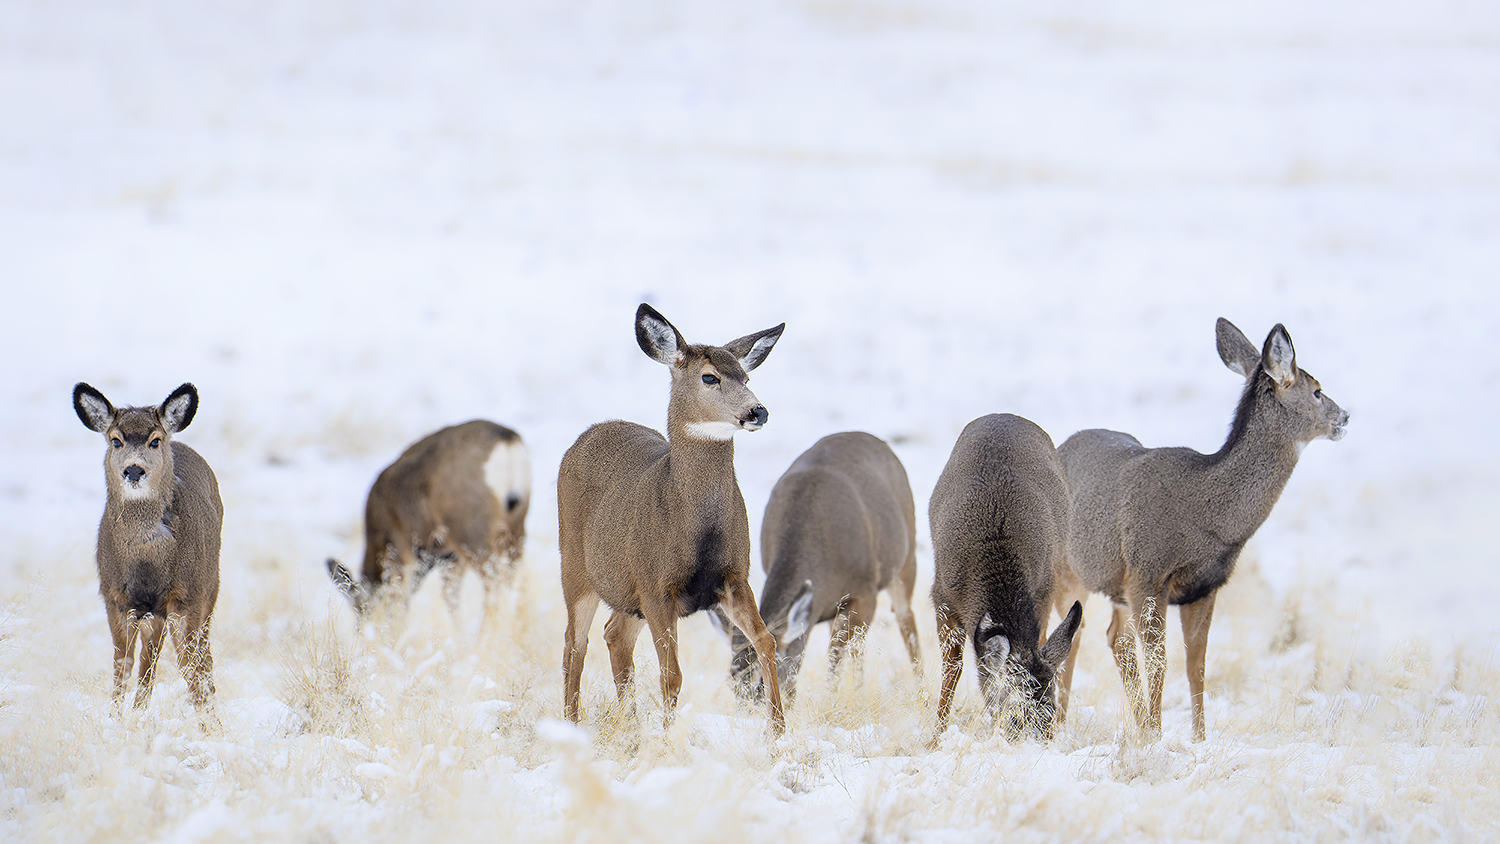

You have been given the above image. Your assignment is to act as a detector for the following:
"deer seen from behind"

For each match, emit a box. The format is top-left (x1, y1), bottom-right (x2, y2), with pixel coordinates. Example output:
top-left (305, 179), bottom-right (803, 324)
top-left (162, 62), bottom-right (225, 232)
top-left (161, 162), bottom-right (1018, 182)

top-left (558, 304), bottom-right (788, 736)
top-left (930, 413), bottom-right (1083, 740)
top-left (326, 420), bottom-right (531, 623)
top-left (719, 431), bottom-right (920, 705)
top-left (73, 382), bottom-right (223, 722)
top-left (1052, 318), bottom-right (1349, 741)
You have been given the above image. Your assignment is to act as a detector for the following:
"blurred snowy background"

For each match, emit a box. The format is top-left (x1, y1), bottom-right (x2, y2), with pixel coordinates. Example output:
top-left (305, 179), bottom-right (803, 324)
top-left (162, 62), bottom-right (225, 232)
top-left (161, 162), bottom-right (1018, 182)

top-left (2, 0), bottom-right (1498, 839)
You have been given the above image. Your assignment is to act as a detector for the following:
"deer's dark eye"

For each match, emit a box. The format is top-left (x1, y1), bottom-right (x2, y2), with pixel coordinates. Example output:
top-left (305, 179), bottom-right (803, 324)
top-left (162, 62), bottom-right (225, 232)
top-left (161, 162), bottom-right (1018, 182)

top-left (111, 438), bottom-right (122, 449)
top-left (1313, 389), bottom-right (1323, 399)
top-left (702, 373), bottom-right (720, 386)
top-left (149, 438), bottom-right (161, 449)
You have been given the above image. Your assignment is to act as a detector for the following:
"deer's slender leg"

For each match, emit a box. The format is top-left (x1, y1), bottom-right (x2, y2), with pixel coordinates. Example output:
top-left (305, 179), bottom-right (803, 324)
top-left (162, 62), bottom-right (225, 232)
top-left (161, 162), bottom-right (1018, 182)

top-left (889, 556), bottom-right (922, 673)
top-left (1179, 591), bottom-right (1218, 743)
top-left (935, 604), bottom-right (966, 735)
top-left (719, 578), bottom-right (785, 737)
top-left (562, 593), bottom-right (601, 722)
top-left (603, 609), bottom-right (645, 701)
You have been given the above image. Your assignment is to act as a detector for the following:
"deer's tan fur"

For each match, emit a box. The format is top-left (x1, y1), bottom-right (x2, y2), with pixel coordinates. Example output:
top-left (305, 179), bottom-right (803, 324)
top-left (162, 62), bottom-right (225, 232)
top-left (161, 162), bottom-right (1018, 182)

top-left (558, 304), bottom-right (787, 735)
top-left (326, 420), bottom-right (530, 618)
top-left (73, 382), bottom-right (223, 719)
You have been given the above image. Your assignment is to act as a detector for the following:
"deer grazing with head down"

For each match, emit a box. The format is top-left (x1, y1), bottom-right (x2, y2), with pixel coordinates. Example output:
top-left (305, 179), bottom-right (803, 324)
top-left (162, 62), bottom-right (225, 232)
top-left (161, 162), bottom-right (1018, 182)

top-left (719, 431), bottom-right (921, 704)
top-left (73, 382), bottom-right (223, 720)
top-left (1052, 318), bottom-right (1348, 741)
top-left (326, 420), bottom-right (531, 620)
top-left (558, 304), bottom-right (788, 736)
top-left (930, 413), bottom-right (1083, 739)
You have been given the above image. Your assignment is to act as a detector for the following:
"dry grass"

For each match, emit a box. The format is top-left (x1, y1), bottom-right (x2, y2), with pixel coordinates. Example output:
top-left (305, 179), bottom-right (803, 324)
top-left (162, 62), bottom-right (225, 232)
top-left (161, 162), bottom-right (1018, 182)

top-left (1, 547), bottom-right (1497, 842)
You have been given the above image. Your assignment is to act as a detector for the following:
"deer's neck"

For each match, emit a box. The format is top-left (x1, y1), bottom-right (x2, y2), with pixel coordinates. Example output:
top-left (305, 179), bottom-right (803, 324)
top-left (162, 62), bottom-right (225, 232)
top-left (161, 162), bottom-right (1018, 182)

top-left (665, 432), bottom-right (740, 507)
top-left (1203, 376), bottom-right (1301, 542)
top-left (108, 491), bottom-right (175, 547)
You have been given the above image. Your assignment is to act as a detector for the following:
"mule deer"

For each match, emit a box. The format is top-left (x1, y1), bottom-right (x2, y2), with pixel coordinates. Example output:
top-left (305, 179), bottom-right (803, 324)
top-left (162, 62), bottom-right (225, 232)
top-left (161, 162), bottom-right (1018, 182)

top-left (73, 382), bottom-right (223, 718)
top-left (558, 304), bottom-right (787, 735)
top-left (930, 413), bottom-right (1083, 739)
top-left (1052, 319), bottom-right (1348, 741)
top-left (719, 431), bottom-right (920, 704)
top-left (326, 420), bottom-right (531, 620)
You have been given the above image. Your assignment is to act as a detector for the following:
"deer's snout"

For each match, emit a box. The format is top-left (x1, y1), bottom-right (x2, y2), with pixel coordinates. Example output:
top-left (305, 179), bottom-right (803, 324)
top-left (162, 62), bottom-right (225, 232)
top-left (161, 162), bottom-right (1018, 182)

top-left (123, 465), bottom-right (145, 484)
top-left (742, 405), bottom-right (769, 430)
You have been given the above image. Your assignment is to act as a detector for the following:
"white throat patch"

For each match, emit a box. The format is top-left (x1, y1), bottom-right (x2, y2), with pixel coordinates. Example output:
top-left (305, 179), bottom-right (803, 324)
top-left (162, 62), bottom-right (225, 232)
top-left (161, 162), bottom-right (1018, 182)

top-left (684, 421), bottom-right (739, 441)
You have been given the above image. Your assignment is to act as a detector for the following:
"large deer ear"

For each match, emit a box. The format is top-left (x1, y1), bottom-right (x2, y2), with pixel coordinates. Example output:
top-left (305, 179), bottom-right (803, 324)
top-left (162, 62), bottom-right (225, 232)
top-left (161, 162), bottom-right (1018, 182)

top-left (635, 303), bottom-right (686, 366)
top-left (1040, 602), bottom-right (1083, 669)
top-left (1216, 318), bottom-right (1259, 380)
top-left (1261, 324), bottom-right (1297, 389)
top-left (723, 322), bottom-right (785, 372)
top-left (781, 581), bottom-right (815, 644)
top-left (160, 383), bottom-right (199, 433)
top-left (326, 558), bottom-right (370, 615)
top-left (73, 382), bottom-right (115, 433)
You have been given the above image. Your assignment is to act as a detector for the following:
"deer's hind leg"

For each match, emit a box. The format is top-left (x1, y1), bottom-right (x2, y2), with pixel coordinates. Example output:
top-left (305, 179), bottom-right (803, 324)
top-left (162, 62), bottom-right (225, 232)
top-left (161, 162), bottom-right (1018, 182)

top-left (1115, 587), bottom-right (1167, 737)
top-left (829, 592), bottom-right (876, 688)
top-left (603, 609), bottom-right (645, 703)
top-left (562, 592), bottom-right (600, 723)
top-left (889, 554), bottom-right (922, 673)
top-left (934, 603), bottom-right (966, 735)
top-left (1107, 601), bottom-right (1148, 733)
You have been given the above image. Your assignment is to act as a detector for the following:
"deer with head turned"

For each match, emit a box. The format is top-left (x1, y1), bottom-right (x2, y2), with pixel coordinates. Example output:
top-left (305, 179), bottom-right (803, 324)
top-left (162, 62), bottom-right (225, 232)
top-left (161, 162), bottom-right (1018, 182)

top-left (1052, 318), bottom-right (1348, 741)
top-left (930, 413), bottom-right (1083, 740)
top-left (326, 419), bottom-right (531, 620)
top-left (558, 304), bottom-right (787, 736)
top-left (73, 382), bottom-right (223, 719)
top-left (718, 431), bottom-right (921, 705)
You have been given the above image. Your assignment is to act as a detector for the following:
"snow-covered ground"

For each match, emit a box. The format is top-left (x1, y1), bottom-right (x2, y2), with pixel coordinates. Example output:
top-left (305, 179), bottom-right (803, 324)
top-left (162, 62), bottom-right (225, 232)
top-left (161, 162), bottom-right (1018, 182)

top-left (3, 0), bottom-right (1498, 840)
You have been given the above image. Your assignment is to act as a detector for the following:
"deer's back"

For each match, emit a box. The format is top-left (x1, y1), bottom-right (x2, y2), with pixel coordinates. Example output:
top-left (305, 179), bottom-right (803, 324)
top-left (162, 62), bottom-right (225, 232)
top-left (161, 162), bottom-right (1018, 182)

top-left (929, 415), bottom-right (1068, 637)
top-left (1062, 428), bottom-right (1234, 601)
top-left (759, 432), bottom-right (915, 621)
top-left (367, 421), bottom-right (522, 555)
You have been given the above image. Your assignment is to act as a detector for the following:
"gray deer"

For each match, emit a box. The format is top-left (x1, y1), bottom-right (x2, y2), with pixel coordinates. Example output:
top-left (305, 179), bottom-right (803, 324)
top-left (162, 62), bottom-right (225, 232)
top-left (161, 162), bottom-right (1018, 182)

top-left (1052, 319), bottom-right (1348, 741)
top-left (720, 431), bottom-right (921, 704)
top-left (558, 304), bottom-right (788, 735)
top-left (930, 413), bottom-right (1083, 739)
top-left (326, 419), bottom-right (531, 619)
top-left (73, 382), bottom-right (223, 718)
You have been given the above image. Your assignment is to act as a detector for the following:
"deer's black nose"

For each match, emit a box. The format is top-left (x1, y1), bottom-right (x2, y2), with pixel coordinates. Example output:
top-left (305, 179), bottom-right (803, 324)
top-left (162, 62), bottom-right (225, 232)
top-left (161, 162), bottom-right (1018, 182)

top-left (123, 465), bottom-right (145, 483)
top-left (746, 406), bottom-right (768, 427)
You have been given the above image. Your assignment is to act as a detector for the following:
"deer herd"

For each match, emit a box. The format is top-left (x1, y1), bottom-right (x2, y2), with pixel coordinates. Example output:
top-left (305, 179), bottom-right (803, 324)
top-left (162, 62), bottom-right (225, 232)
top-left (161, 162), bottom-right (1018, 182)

top-left (73, 305), bottom-right (1347, 745)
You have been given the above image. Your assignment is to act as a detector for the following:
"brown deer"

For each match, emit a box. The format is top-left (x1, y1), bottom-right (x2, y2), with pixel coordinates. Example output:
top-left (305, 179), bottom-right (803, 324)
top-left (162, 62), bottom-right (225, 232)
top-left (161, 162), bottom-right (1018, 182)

top-left (718, 431), bottom-right (920, 704)
top-left (326, 420), bottom-right (531, 619)
top-left (73, 382), bottom-right (223, 718)
top-left (1052, 319), bottom-right (1348, 741)
top-left (558, 304), bottom-right (787, 735)
top-left (930, 413), bottom-right (1083, 739)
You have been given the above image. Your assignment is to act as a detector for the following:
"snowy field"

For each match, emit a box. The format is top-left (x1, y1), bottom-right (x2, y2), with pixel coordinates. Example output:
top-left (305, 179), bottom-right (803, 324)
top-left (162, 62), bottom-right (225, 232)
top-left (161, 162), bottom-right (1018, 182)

top-left (3, 0), bottom-right (1500, 840)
